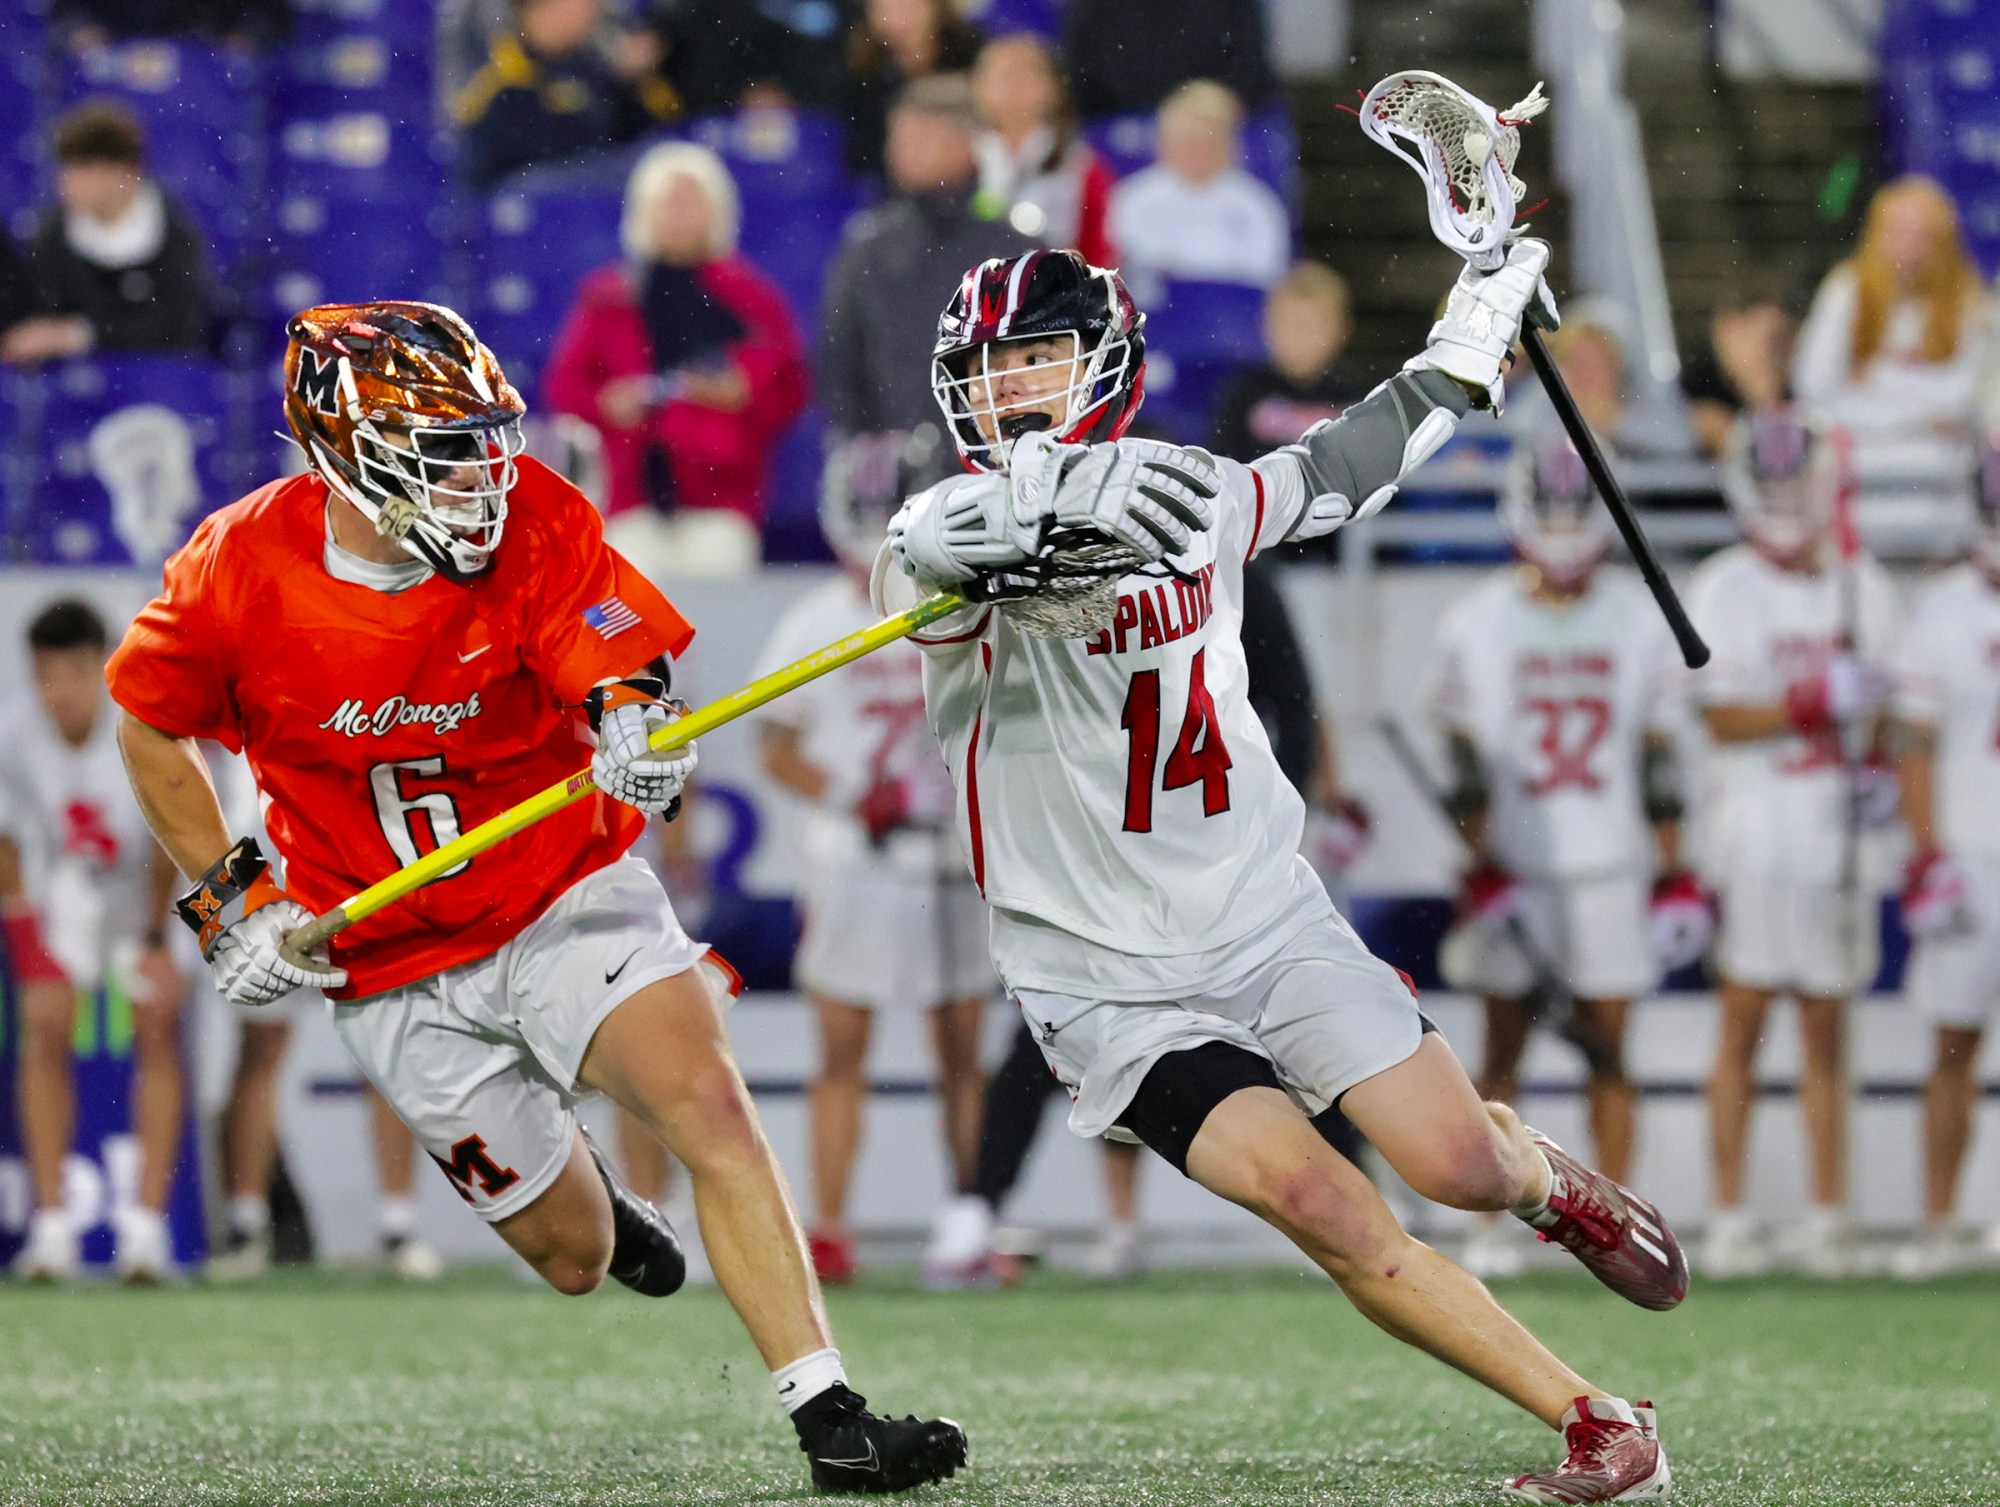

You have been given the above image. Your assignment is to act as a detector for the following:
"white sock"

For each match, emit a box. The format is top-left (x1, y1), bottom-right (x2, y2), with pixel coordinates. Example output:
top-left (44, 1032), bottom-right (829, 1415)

top-left (379, 1196), bottom-right (418, 1241)
top-left (772, 1347), bottom-right (847, 1414)
top-left (229, 1194), bottom-right (271, 1236)
top-left (1511, 1147), bottom-right (1555, 1222)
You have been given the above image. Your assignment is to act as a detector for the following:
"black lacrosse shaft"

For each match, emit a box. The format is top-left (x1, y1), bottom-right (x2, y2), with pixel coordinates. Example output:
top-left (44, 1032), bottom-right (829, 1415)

top-left (1521, 326), bottom-right (1710, 669)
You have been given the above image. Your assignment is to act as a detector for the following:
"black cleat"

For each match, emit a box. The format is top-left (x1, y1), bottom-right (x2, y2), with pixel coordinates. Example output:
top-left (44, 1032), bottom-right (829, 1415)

top-left (583, 1131), bottom-right (685, 1297)
top-left (792, 1383), bottom-right (968, 1494)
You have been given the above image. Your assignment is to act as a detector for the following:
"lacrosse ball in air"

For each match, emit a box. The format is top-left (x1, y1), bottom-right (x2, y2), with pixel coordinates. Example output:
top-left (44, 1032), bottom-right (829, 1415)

top-left (1463, 129), bottom-right (1491, 166)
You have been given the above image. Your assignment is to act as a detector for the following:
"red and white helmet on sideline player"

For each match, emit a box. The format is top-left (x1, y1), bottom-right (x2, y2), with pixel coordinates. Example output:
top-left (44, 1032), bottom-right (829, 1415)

top-left (283, 301), bottom-right (526, 582)
top-left (1719, 406), bottom-right (1841, 570)
top-left (1499, 429), bottom-right (1614, 589)
top-left (930, 249), bottom-right (1147, 471)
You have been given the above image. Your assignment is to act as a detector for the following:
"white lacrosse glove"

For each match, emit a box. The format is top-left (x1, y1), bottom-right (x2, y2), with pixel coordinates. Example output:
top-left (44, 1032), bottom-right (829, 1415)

top-left (889, 471), bottom-right (1049, 589)
top-left (176, 837), bottom-right (348, 1008)
top-left (1406, 238), bottom-right (1560, 412)
top-left (589, 679), bottom-right (698, 815)
top-left (1038, 435), bottom-right (1220, 563)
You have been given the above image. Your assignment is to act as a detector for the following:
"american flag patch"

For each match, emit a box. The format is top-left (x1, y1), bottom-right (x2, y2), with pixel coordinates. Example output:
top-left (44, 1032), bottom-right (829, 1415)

top-left (582, 596), bottom-right (642, 640)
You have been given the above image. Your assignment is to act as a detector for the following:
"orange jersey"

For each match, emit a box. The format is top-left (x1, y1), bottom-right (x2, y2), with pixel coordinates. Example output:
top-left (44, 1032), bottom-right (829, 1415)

top-left (106, 456), bottom-right (694, 997)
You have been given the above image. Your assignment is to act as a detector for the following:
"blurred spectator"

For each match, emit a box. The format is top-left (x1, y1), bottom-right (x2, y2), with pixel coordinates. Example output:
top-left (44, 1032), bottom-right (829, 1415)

top-left (6, 102), bottom-right (209, 366)
top-left (649, 0), bottom-right (854, 112)
top-left (1063, 0), bottom-right (1273, 119)
top-left (1107, 81), bottom-right (1288, 293)
top-left (0, 231), bottom-right (35, 347)
top-left (971, 33), bottom-right (1116, 265)
top-left (545, 142), bottom-right (808, 577)
top-left (820, 75), bottom-right (1034, 437)
top-left (1210, 261), bottom-right (1363, 462)
top-left (842, 0), bottom-right (982, 178)
top-left (453, 0), bottom-right (681, 191)
top-left (1683, 299), bottom-right (1796, 458)
top-left (51, 0), bottom-right (290, 47)
top-left (1792, 175), bottom-right (1991, 548)
top-left (1512, 300), bottom-right (1648, 458)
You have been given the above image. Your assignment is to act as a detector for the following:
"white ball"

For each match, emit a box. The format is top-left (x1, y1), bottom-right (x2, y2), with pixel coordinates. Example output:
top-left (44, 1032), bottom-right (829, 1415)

top-left (1463, 128), bottom-right (1492, 166)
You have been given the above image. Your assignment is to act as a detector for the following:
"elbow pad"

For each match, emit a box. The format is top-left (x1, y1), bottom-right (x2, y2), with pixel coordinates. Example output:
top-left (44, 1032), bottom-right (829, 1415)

top-left (1275, 369), bottom-right (1468, 542)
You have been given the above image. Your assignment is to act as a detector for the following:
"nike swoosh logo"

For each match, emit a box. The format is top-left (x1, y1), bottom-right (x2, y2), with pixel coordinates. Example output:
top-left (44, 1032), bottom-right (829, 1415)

top-left (605, 949), bottom-right (641, 986)
top-left (815, 1441), bottom-right (879, 1472)
top-left (458, 645), bottom-right (490, 663)
top-left (778, 1381), bottom-right (798, 1395)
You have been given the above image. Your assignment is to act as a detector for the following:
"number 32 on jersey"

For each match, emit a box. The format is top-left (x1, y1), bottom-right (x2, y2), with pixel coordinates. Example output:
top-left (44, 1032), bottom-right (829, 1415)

top-left (1120, 648), bottom-right (1233, 832)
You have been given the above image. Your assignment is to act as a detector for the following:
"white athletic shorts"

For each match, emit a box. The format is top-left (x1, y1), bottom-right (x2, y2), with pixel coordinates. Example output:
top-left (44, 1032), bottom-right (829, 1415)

top-left (331, 855), bottom-right (705, 1223)
top-left (1715, 873), bottom-right (1878, 1000)
top-left (1514, 873), bottom-right (1657, 1001)
top-left (795, 856), bottom-right (994, 1010)
top-left (1905, 853), bottom-right (2000, 1030)
top-left (1016, 907), bottom-right (1427, 1142)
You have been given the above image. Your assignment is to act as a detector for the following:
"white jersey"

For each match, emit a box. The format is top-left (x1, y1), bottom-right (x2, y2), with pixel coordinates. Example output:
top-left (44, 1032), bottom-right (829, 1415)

top-left (1894, 564), bottom-right (2000, 859)
top-left (1427, 568), bottom-right (1682, 882)
top-left (1685, 543), bottom-right (1901, 884)
top-left (753, 573), bottom-right (961, 874)
top-left (881, 452), bottom-right (1334, 999)
top-left (0, 697), bottom-right (158, 987)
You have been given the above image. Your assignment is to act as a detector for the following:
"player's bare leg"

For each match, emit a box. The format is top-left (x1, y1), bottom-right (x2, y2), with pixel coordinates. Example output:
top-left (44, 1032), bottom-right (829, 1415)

top-left (210, 1018), bottom-right (291, 1279)
top-left (13, 977), bottom-right (80, 1278)
top-left (1186, 1084), bottom-right (1594, 1426)
top-left (1580, 998), bottom-right (1635, 1185)
top-left (368, 1089), bottom-right (443, 1279)
top-left (1464, 996), bottom-right (1535, 1278)
top-left (807, 993), bottom-right (871, 1281)
top-left (1921, 1027), bottom-right (1982, 1224)
top-left (128, 987), bottom-right (184, 1215)
top-left (928, 997), bottom-right (985, 1193)
top-left (490, 1131), bottom-right (617, 1293)
top-left (616, 1104), bottom-right (673, 1204)
top-left (1795, 995), bottom-right (1848, 1209)
top-left (584, 970), bottom-right (831, 1366)
top-left (1705, 981), bottom-right (1775, 1274)
top-left (1081, 1138), bottom-right (1145, 1280)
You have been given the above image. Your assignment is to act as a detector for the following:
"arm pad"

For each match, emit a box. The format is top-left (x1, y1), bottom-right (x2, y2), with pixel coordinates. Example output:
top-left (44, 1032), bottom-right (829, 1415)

top-left (1274, 369), bottom-right (1469, 543)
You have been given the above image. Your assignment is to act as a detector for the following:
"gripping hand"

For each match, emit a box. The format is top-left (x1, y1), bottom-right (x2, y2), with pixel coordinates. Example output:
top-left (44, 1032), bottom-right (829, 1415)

top-left (589, 678), bottom-right (698, 816)
top-left (1406, 238), bottom-right (1559, 411)
top-left (177, 837), bottom-right (347, 1007)
top-left (1037, 436), bottom-right (1219, 563)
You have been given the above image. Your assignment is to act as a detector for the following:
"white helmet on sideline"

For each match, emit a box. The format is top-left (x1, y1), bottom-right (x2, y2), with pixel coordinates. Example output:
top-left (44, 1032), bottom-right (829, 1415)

top-left (1720, 408), bottom-right (1841, 569)
top-left (1500, 430), bottom-right (1613, 589)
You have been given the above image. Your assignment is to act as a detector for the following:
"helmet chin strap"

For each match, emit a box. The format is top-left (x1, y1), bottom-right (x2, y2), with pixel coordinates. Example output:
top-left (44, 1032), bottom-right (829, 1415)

top-left (310, 438), bottom-right (490, 582)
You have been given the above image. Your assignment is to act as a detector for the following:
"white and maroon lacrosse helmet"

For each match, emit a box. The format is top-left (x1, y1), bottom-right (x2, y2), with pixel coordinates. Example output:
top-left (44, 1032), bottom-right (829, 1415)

top-left (1501, 430), bottom-right (1613, 589)
top-left (1721, 408), bottom-right (1839, 570)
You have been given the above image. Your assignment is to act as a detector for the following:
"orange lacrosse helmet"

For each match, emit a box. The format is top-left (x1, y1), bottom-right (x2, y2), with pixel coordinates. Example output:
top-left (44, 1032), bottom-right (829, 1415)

top-left (283, 301), bottom-right (526, 581)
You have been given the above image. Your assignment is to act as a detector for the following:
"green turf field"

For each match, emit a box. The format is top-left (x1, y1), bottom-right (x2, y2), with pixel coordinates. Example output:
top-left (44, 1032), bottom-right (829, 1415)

top-left (2, 1267), bottom-right (1996, 1505)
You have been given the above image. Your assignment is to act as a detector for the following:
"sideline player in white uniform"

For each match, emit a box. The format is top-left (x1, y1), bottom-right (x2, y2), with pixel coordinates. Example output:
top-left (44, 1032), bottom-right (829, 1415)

top-left (1888, 438), bottom-right (2000, 1278)
top-left (879, 247), bottom-right (1686, 1502)
top-left (1429, 434), bottom-right (1700, 1280)
top-left (755, 427), bottom-right (994, 1286)
top-left (1686, 410), bottom-right (1901, 1279)
top-left (3, 599), bottom-right (184, 1282)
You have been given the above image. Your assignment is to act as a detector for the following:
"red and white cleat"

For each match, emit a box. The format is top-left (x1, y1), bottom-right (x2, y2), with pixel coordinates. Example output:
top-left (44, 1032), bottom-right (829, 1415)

top-left (1505, 1396), bottom-right (1672, 1502)
top-left (1522, 1130), bottom-right (1688, 1311)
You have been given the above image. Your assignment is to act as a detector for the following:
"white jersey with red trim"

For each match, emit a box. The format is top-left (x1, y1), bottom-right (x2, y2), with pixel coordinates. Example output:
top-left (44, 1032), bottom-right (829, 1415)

top-left (880, 451), bottom-right (1333, 999)
top-left (0, 697), bottom-right (157, 986)
top-left (1426, 568), bottom-right (1683, 883)
top-left (1894, 563), bottom-right (2000, 859)
top-left (1686, 542), bottom-right (1902, 884)
top-left (751, 572), bottom-right (960, 869)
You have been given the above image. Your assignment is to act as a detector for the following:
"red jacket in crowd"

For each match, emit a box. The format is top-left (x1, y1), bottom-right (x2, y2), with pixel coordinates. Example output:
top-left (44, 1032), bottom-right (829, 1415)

top-left (545, 256), bottom-right (809, 521)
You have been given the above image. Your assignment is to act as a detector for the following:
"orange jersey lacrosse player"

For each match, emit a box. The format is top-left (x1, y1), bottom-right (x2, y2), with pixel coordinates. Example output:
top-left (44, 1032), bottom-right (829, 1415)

top-left (107, 302), bottom-right (966, 1493)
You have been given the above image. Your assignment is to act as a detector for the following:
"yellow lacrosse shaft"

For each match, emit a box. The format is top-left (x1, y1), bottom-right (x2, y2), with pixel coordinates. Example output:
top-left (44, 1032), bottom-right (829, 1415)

top-left (282, 590), bottom-right (965, 961)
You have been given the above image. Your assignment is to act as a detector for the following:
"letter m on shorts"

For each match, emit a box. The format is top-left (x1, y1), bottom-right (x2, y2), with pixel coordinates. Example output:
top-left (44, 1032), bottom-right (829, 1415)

top-left (432, 1134), bottom-right (521, 1204)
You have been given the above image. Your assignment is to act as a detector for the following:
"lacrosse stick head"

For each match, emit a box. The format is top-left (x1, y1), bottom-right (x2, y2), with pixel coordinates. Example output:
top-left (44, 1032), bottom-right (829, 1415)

top-left (963, 527), bottom-right (1143, 639)
top-left (1359, 70), bottom-right (1547, 271)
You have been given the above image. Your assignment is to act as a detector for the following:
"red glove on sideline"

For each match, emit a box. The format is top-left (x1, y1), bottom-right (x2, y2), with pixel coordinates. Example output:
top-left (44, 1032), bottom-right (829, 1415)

top-left (2, 908), bottom-right (70, 988)
top-left (857, 777), bottom-right (912, 845)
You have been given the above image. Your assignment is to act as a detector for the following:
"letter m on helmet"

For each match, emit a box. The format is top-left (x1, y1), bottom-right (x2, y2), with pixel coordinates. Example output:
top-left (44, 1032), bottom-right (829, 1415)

top-left (293, 346), bottom-right (344, 418)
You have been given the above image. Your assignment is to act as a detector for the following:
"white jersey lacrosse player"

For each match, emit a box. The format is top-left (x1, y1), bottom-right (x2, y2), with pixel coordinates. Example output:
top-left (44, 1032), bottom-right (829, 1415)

top-left (877, 245), bottom-right (1683, 1502)
top-left (1887, 437), bottom-right (2000, 1278)
top-left (1685, 409), bottom-right (1902, 1279)
top-left (0, 598), bottom-right (184, 1284)
top-left (1427, 432), bottom-right (1696, 1279)
top-left (755, 427), bottom-right (995, 1287)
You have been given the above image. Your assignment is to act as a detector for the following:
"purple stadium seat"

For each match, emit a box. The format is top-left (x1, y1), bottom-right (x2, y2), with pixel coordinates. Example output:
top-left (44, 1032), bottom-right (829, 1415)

top-left (21, 354), bottom-right (233, 567)
top-left (1137, 277), bottom-right (1267, 442)
top-left (473, 167), bottom-right (626, 402)
top-left (0, 9), bottom-right (44, 241)
top-left (685, 108), bottom-right (858, 330)
top-left (56, 42), bottom-right (263, 274)
top-left (761, 406), bottom-right (834, 563)
top-left (980, 0), bottom-right (1067, 41)
top-left (1083, 105), bottom-right (1302, 222)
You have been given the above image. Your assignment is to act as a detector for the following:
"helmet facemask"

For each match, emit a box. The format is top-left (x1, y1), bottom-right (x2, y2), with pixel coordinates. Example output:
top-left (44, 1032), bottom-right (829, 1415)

top-left (1501, 436), bottom-right (1611, 589)
top-left (1722, 412), bottom-right (1836, 570)
top-left (932, 329), bottom-right (1137, 472)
